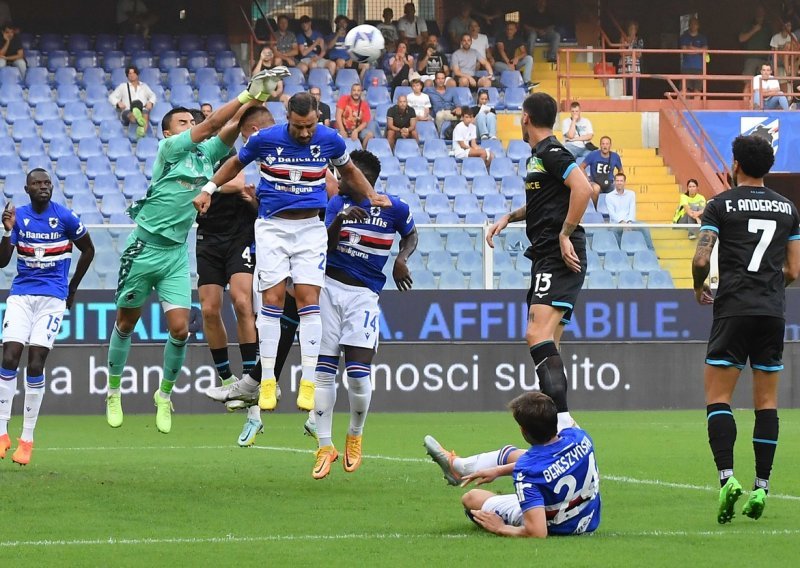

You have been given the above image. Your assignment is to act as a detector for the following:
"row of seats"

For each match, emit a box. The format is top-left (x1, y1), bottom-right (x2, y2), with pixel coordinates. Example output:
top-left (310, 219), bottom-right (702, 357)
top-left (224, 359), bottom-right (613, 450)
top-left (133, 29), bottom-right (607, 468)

top-left (6, 49), bottom-right (238, 74)
top-left (18, 33), bottom-right (232, 55)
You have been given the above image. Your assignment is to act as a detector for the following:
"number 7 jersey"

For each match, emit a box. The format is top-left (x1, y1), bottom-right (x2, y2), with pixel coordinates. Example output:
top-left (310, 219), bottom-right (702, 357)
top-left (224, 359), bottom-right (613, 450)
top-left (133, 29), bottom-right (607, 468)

top-left (701, 185), bottom-right (800, 319)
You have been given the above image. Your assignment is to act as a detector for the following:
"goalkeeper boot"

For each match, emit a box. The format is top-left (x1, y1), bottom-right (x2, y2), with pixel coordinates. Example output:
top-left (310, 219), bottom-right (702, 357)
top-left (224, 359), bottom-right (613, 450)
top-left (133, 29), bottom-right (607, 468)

top-left (206, 377), bottom-right (258, 403)
top-left (296, 379), bottom-right (315, 412)
top-left (258, 378), bottom-right (278, 411)
top-left (717, 476), bottom-right (743, 524)
top-left (237, 418), bottom-right (264, 447)
top-left (424, 435), bottom-right (462, 486)
top-left (0, 433), bottom-right (10, 459)
top-left (742, 488), bottom-right (767, 520)
top-left (11, 438), bottom-right (33, 466)
top-left (312, 445), bottom-right (339, 480)
top-left (131, 108), bottom-right (146, 137)
top-left (153, 391), bottom-right (174, 434)
top-left (106, 393), bottom-right (123, 428)
top-left (343, 434), bottom-right (363, 473)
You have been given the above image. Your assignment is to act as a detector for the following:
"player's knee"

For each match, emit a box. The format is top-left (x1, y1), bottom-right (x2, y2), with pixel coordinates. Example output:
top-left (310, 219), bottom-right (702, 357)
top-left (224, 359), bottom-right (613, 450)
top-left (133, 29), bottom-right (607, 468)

top-left (461, 490), bottom-right (483, 510)
top-left (201, 303), bottom-right (221, 322)
top-left (230, 294), bottom-right (252, 319)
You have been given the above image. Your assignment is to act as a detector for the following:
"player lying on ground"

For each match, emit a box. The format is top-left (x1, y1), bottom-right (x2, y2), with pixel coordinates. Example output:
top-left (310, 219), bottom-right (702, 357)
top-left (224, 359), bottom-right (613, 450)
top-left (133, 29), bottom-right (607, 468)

top-left (311, 149), bottom-right (417, 479)
top-left (691, 134), bottom-right (800, 523)
top-left (0, 169), bottom-right (95, 465)
top-left (104, 67), bottom-right (290, 434)
top-left (425, 392), bottom-right (601, 538)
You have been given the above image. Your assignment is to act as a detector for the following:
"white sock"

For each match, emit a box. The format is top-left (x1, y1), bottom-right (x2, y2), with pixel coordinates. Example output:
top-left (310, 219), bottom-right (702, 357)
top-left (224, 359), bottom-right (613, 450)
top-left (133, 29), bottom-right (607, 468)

top-left (158, 390), bottom-right (170, 400)
top-left (0, 368), bottom-right (17, 437)
top-left (247, 405), bottom-right (261, 421)
top-left (297, 305), bottom-right (321, 384)
top-left (557, 411), bottom-right (576, 432)
top-left (314, 365), bottom-right (337, 447)
top-left (22, 376), bottom-right (45, 441)
top-left (453, 445), bottom-right (518, 476)
top-left (345, 368), bottom-right (372, 436)
top-left (307, 410), bottom-right (315, 425)
top-left (243, 374), bottom-right (260, 388)
top-left (257, 305), bottom-right (283, 379)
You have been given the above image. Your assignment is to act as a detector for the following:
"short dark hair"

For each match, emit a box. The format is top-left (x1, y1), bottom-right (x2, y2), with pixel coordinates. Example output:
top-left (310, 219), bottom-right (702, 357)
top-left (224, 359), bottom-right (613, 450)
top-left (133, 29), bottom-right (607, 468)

top-left (508, 392), bottom-right (558, 445)
top-left (615, 172), bottom-right (626, 180)
top-left (299, 15), bottom-right (311, 24)
top-left (350, 150), bottom-right (381, 187)
top-left (189, 108), bottom-right (205, 124)
top-left (125, 65), bottom-right (139, 76)
top-left (288, 92), bottom-right (318, 117)
top-left (523, 93), bottom-right (558, 128)
top-left (600, 135), bottom-right (612, 144)
top-left (161, 106), bottom-right (193, 132)
top-left (687, 178), bottom-right (699, 186)
top-left (732, 134), bottom-right (775, 179)
top-left (238, 105), bottom-right (273, 131)
top-left (26, 168), bottom-right (50, 183)
top-left (570, 101), bottom-right (581, 109)
top-left (3, 22), bottom-right (14, 32)
top-left (200, 102), bottom-right (212, 109)
top-left (277, 14), bottom-right (289, 23)
top-left (461, 105), bottom-right (474, 117)
top-left (461, 33), bottom-right (471, 41)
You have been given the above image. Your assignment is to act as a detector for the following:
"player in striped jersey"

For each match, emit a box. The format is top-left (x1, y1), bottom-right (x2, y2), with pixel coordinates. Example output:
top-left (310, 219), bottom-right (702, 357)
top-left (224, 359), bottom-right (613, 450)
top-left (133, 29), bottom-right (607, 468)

top-left (311, 150), bottom-right (417, 479)
top-left (0, 169), bottom-right (95, 464)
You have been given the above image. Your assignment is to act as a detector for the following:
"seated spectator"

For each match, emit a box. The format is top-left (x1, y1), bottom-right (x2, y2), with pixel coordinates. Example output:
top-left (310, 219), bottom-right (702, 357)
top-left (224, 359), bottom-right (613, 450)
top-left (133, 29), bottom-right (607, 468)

top-left (336, 84), bottom-right (374, 149)
top-left (425, 71), bottom-right (462, 129)
top-left (407, 78), bottom-right (432, 121)
top-left (378, 8), bottom-right (399, 46)
top-left (472, 89), bottom-right (496, 139)
top-left (273, 15), bottom-right (300, 67)
top-left (448, 5), bottom-right (473, 50)
top-left (327, 15), bottom-right (356, 72)
top-left (606, 173), bottom-right (636, 224)
top-left (297, 15), bottom-right (336, 76)
top-left (397, 2), bottom-right (428, 55)
top-left (680, 16), bottom-right (708, 94)
top-left (451, 33), bottom-right (493, 89)
top-left (452, 106), bottom-right (492, 166)
top-left (752, 63), bottom-right (789, 109)
top-left (739, 5), bottom-right (773, 79)
top-left (200, 103), bottom-right (213, 119)
top-left (386, 94), bottom-right (419, 150)
top-left (0, 22), bottom-right (24, 78)
top-left (415, 34), bottom-right (452, 86)
top-left (523, 0), bottom-right (560, 63)
top-left (672, 178), bottom-right (706, 239)
top-left (468, 19), bottom-right (491, 64)
top-left (116, 0), bottom-right (157, 37)
top-left (108, 65), bottom-right (156, 138)
top-left (580, 136), bottom-right (624, 207)
top-left (251, 47), bottom-right (285, 101)
top-left (310, 87), bottom-right (331, 126)
top-left (387, 40), bottom-right (415, 94)
top-left (561, 101), bottom-right (594, 158)
top-left (493, 21), bottom-right (535, 90)
top-left (770, 17), bottom-right (798, 78)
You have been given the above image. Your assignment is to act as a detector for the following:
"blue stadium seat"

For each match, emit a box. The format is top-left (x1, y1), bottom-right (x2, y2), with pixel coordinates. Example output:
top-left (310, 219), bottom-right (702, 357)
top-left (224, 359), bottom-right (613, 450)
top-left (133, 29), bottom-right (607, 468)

top-left (24, 67), bottom-right (49, 87)
top-left (620, 230), bottom-right (649, 253)
top-left (587, 270), bottom-right (615, 289)
top-left (423, 139), bottom-right (448, 161)
top-left (122, 34), bottom-right (147, 52)
top-left (413, 174), bottom-right (438, 198)
top-left (432, 157), bottom-right (457, 178)
top-left (67, 34), bottom-right (91, 52)
top-left (435, 211), bottom-right (461, 224)
top-left (0, 137), bottom-right (15, 157)
top-left (453, 194), bottom-right (481, 217)
top-left (54, 67), bottom-right (78, 86)
top-left (55, 155), bottom-right (83, 179)
top-left (489, 157), bottom-right (515, 180)
top-left (106, 137), bottom-right (133, 161)
top-left (0, 156), bottom-right (24, 178)
top-left (472, 175), bottom-right (498, 198)
top-left (94, 34), bottom-right (117, 53)
top-left (307, 68), bottom-right (332, 89)
top-left (27, 84), bottom-right (53, 105)
top-left (618, 270), bottom-right (646, 289)
top-left (84, 84), bottom-right (109, 107)
top-left (481, 138), bottom-right (505, 158)
top-left (11, 118), bottom-right (36, 142)
top-left (450, 87), bottom-right (473, 106)
top-left (179, 35), bottom-right (204, 53)
top-left (102, 51), bottom-right (126, 72)
top-left (385, 174), bottom-right (411, 194)
top-left (603, 250), bottom-right (631, 273)
top-left (123, 173), bottom-right (149, 199)
top-left (461, 157), bottom-right (487, 180)
top-left (417, 230), bottom-right (444, 254)
top-left (404, 156), bottom-right (429, 179)
top-left (427, 250), bottom-right (454, 273)
top-left (5, 101), bottom-right (31, 123)
top-left (281, 66), bottom-right (305, 87)
top-left (187, 52), bottom-right (209, 72)
top-left (92, 173), bottom-right (120, 197)
top-left (366, 86), bottom-right (390, 108)
top-left (148, 102), bottom-right (171, 128)
top-left (334, 68), bottom-right (360, 92)
top-left (39, 34), bottom-right (64, 51)
top-left (206, 35), bottom-right (229, 53)
top-left (62, 101), bottom-right (89, 124)
top-left (198, 84), bottom-right (221, 103)
top-left (137, 67), bottom-right (161, 88)
top-left (77, 270), bottom-right (103, 289)
top-left (114, 155), bottom-right (141, 179)
top-left (169, 84), bottom-right (193, 104)
top-left (363, 69), bottom-right (387, 87)
top-left (482, 86), bottom-right (502, 109)
top-left (98, 121), bottom-right (125, 143)
top-left (582, 210), bottom-right (604, 224)
top-left (27, 154), bottom-right (54, 175)
top-left (413, 269), bottom-right (437, 289)
top-left (86, 155), bottom-right (113, 179)
top-left (633, 250), bottom-right (661, 273)
top-left (482, 193), bottom-right (508, 218)
top-left (75, 51), bottom-right (98, 72)
top-left (498, 270), bottom-right (526, 289)
top-left (378, 156), bottom-right (402, 178)
top-left (493, 251), bottom-right (514, 274)
top-left (91, 102), bottom-right (117, 125)
top-left (343, 139), bottom-right (361, 154)
top-left (392, 86), bottom-right (412, 103)
top-left (23, 49), bottom-right (41, 68)
top-left (0, 66), bottom-right (22, 88)
top-left (149, 34), bottom-right (174, 52)
top-left (77, 137), bottom-right (103, 161)
top-left (41, 119), bottom-right (68, 142)
top-left (504, 87), bottom-right (526, 111)
top-left (443, 175), bottom-right (469, 198)
top-left (395, 191), bottom-right (422, 210)
top-left (80, 67), bottom-right (107, 89)
top-left (223, 67), bottom-right (246, 88)
top-left (72, 193), bottom-right (101, 216)
top-left (159, 51), bottom-right (181, 71)
top-left (586, 250), bottom-right (602, 273)
top-left (366, 138), bottom-right (392, 160)
top-left (424, 193), bottom-right (451, 217)
top-left (109, 67), bottom-right (127, 88)
top-left (62, 173), bottom-right (90, 197)
top-left (416, 121), bottom-right (438, 144)
top-left (506, 139), bottom-right (531, 162)
top-left (464, 211), bottom-right (489, 226)
top-left (500, 70), bottom-right (524, 89)
top-left (79, 211), bottom-right (105, 225)
top-left (46, 50), bottom-right (70, 72)
top-left (647, 270), bottom-right (675, 289)
top-left (394, 138), bottom-right (420, 160)
top-left (439, 269), bottom-right (467, 289)
top-left (596, 193), bottom-right (609, 218)
top-left (93, 249), bottom-right (121, 277)
top-left (590, 229), bottom-right (619, 254)
top-left (0, 83), bottom-right (24, 105)
top-left (33, 102), bottom-right (60, 125)
top-left (457, 250), bottom-right (483, 275)
top-left (100, 193), bottom-right (128, 217)
top-left (195, 67), bottom-right (218, 86)
top-left (446, 232), bottom-right (474, 253)
top-left (266, 101), bottom-right (287, 123)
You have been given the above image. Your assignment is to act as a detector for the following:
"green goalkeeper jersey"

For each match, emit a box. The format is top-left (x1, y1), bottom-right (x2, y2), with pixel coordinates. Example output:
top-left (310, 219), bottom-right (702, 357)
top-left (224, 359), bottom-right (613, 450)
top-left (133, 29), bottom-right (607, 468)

top-left (129, 129), bottom-right (231, 245)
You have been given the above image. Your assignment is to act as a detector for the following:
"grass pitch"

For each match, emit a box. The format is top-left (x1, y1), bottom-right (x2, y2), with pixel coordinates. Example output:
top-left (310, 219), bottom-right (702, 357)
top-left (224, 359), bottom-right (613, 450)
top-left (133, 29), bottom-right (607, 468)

top-left (3, 409), bottom-right (800, 566)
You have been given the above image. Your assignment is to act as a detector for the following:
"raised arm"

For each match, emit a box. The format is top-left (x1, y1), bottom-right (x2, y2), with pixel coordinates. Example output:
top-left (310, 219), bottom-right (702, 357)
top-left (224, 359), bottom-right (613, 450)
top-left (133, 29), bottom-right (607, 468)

top-left (336, 160), bottom-right (390, 207)
top-left (486, 204), bottom-right (526, 248)
top-left (0, 204), bottom-right (15, 268)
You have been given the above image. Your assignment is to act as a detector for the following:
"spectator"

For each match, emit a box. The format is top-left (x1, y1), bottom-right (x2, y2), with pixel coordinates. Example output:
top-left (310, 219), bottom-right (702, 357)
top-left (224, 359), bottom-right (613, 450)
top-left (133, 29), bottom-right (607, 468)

top-left (327, 15), bottom-right (355, 72)
top-left (407, 78), bottom-right (432, 121)
top-left (251, 47), bottom-right (285, 101)
top-left (378, 8), bottom-right (399, 46)
top-left (561, 101), bottom-right (594, 159)
top-left (614, 20), bottom-right (644, 96)
top-left (523, 0), bottom-right (560, 63)
top-left (397, 2), bottom-right (428, 55)
top-left (273, 15), bottom-right (300, 67)
top-left (450, 33), bottom-right (494, 89)
top-left (493, 21), bottom-right (536, 90)
top-left (108, 65), bottom-right (156, 138)
top-left (200, 103), bottom-right (213, 119)
top-left (752, 63), bottom-right (789, 109)
top-left (472, 89), bottom-right (497, 139)
top-left (606, 173), bottom-right (636, 224)
top-left (448, 4), bottom-right (473, 50)
top-left (310, 87), bottom-right (331, 126)
top-left (770, 18), bottom-right (798, 78)
top-left (336, 83), bottom-right (374, 149)
top-left (739, 4), bottom-right (773, 78)
top-left (387, 40), bottom-right (415, 94)
top-left (425, 71), bottom-right (462, 129)
top-left (468, 19), bottom-right (491, 63)
top-left (672, 178), bottom-right (706, 239)
top-left (452, 106), bottom-right (492, 166)
top-left (296, 15), bottom-right (336, 77)
top-left (415, 34), bottom-right (451, 86)
top-left (680, 16), bottom-right (708, 94)
top-left (580, 136), bottom-right (624, 207)
top-left (116, 0), bottom-right (157, 37)
top-left (0, 22), bottom-right (24, 79)
top-left (386, 94), bottom-right (419, 150)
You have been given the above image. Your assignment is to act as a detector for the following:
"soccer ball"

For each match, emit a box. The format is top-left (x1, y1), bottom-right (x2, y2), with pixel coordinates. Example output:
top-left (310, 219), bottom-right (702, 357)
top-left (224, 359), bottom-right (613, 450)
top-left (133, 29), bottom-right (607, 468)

top-left (345, 24), bottom-right (385, 64)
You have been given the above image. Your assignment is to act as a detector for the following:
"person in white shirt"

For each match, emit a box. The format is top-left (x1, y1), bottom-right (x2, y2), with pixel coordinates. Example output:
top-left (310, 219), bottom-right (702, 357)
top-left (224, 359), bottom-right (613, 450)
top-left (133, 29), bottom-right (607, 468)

top-left (561, 101), bottom-right (594, 158)
top-left (452, 106), bottom-right (492, 167)
top-left (108, 65), bottom-right (157, 138)
top-left (752, 63), bottom-right (789, 110)
top-left (468, 20), bottom-right (491, 61)
top-left (605, 173), bottom-right (636, 224)
top-left (770, 18), bottom-right (798, 76)
top-left (397, 2), bottom-right (428, 54)
top-left (406, 78), bottom-right (432, 120)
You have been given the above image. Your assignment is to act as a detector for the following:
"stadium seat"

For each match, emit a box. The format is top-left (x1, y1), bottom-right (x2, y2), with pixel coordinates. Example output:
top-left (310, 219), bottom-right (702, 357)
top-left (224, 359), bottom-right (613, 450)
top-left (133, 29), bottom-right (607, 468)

top-left (5, 101), bottom-right (32, 124)
top-left (148, 102), bottom-right (171, 128)
top-left (215, 52), bottom-right (238, 71)
top-left (94, 34), bottom-right (117, 53)
top-left (471, 175), bottom-right (498, 198)
top-left (488, 157), bottom-right (515, 180)
top-left (78, 211), bottom-right (105, 226)
top-left (307, 68), bottom-right (333, 89)
top-left (72, 193), bottom-right (102, 216)
top-left (493, 251), bottom-right (514, 274)
top-left (169, 83), bottom-right (194, 104)
top-left (136, 67), bottom-right (161, 88)
top-left (498, 270), bottom-right (526, 289)
top-left (439, 269), bottom-right (467, 289)
top-left (266, 101), bottom-right (287, 123)
top-left (62, 101), bottom-right (89, 124)
top-left (379, 157), bottom-right (402, 178)
top-left (178, 35), bottom-right (204, 53)
top-left (194, 67), bottom-right (218, 87)
top-left (109, 67), bottom-right (128, 88)
top-left (84, 84), bottom-right (110, 107)
top-left (363, 69), bottom-right (387, 87)
top-left (114, 155), bottom-right (141, 179)
top-left (67, 34), bottom-right (91, 52)
top-left (453, 194), bottom-right (481, 217)
top-left (102, 51), bottom-right (126, 72)
top-left (596, 194), bottom-right (609, 218)
top-left (343, 139), bottom-right (361, 154)
top-left (24, 67), bottom-right (49, 88)
top-left (461, 157), bottom-right (487, 180)
top-left (413, 174), bottom-right (438, 198)
top-left (416, 121), bottom-right (438, 144)
top-left (591, 230), bottom-right (620, 254)
top-left (366, 138), bottom-right (392, 160)
top-left (506, 139), bottom-right (531, 162)
top-left (423, 139), bottom-right (449, 161)
top-left (106, 137), bottom-right (133, 162)
top-left (385, 174), bottom-right (411, 194)
top-left (457, 250), bottom-right (483, 275)
top-left (55, 155), bottom-right (83, 179)
top-left (618, 270), bottom-right (646, 289)
top-left (33, 102), bottom-right (60, 125)
top-left (633, 250), bottom-right (661, 273)
top-left (412, 269), bottom-right (436, 289)
top-left (373, 102), bottom-right (391, 128)
top-left (647, 269), bottom-right (675, 289)
top-left (0, 156), bottom-right (24, 178)
top-left (587, 270), bottom-right (615, 289)
top-left (446, 232), bottom-right (474, 254)
top-left (450, 87), bottom-right (473, 107)
top-left (223, 67), bottom-right (247, 88)
top-left (620, 230), bottom-right (649, 254)
top-left (603, 250), bottom-right (631, 273)
top-left (206, 35), bottom-right (229, 53)
top-left (434, 211), bottom-right (459, 224)
top-left (0, 137), bottom-right (16, 157)
top-left (443, 175), bottom-right (469, 198)
top-left (90, 103), bottom-right (117, 126)
top-left (68, 118), bottom-right (95, 142)
top-left (75, 51), bottom-right (98, 72)
top-left (62, 173), bottom-right (91, 197)
top-left (0, 66), bottom-right (20, 85)
top-left (481, 138), bottom-right (505, 158)
top-left (27, 154), bottom-right (54, 175)
top-left (427, 249), bottom-right (454, 274)
top-left (18, 137), bottom-right (46, 162)
top-left (482, 193), bottom-right (509, 218)
top-left (92, 173), bottom-right (120, 197)
top-left (54, 67), bottom-right (78, 86)
top-left (198, 84), bottom-right (221, 103)
top-left (86, 156), bottom-right (113, 179)
top-left (27, 84), bottom-right (53, 106)
top-left (404, 156), bottom-right (429, 179)
top-left (147, 33), bottom-right (173, 53)
top-left (93, 249), bottom-right (121, 277)
top-left (123, 34), bottom-right (147, 52)
top-left (582, 211), bottom-right (605, 224)
top-left (41, 119), bottom-right (68, 143)
top-left (76, 137), bottom-right (104, 161)
top-left (46, 50), bottom-right (70, 72)
top-left (123, 173), bottom-right (149, 199)
top-left (98, 121), bottom-right (125, 143)
top-left (504, 87), bottom-right (526, 111)
top-left (187, 52), bottom-right (209, 72)
top-left (394, 138), bottom-right (420, 160)
top-left (80, 67), bottom-right (107, 89)
top-left (100, 193), bottom-right (128, 217)
top-left (500, 70), bottom-right (524, 89)
top-left (334, 68), bottom-right (360, 92)
top-left (417, 230), bottom-right (444, 254)
top-left (464, 211), bottom-right (489, 226)
top-left (432, 157), bottom-right (457, 178)
top-left (0, 83), bottom-right (24, 105)
top-left (395, 191), bottom-right (422, 211)
top-left (159, 51), bottom-right (181, 72)
top-left (366, 86), bottom-right (390, 108)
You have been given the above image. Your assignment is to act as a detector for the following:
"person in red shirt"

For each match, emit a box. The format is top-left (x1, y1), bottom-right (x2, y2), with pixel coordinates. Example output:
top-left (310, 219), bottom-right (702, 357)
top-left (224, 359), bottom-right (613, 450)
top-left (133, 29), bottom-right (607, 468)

top-left (336, 84), bottom-right (375, 149)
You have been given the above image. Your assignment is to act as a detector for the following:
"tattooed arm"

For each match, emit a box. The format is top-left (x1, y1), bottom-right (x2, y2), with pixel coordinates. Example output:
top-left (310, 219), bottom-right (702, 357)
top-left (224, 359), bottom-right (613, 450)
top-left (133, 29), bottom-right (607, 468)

top-left (560, 167), bottom-right (593, 273)
top-left (691, 229), bottom-right (717, 305)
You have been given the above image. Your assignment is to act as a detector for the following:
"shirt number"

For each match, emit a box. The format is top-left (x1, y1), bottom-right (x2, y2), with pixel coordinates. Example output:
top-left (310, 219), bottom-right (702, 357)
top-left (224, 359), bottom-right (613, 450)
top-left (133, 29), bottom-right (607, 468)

top-left (551, 452), bottom-right (599, 525)
top-left (747, 218), bottom-right (777, 272)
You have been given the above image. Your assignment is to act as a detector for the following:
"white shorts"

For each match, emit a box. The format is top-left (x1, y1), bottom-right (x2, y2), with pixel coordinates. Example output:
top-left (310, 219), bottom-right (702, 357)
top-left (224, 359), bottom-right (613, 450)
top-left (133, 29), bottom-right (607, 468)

top-left (319, 276), bottom-right (380, 354)
top-left (254, 217), bottom-right (327, 291)
top-left (481, 494), bottom-right (523, 527)
top-left (2, 295), bottom-right (66, 350)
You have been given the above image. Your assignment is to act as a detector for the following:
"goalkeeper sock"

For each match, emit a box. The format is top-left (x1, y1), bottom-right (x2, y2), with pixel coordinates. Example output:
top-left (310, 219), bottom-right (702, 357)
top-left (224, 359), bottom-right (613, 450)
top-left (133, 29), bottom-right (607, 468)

top-left (453, 445), bottom-right (518, 476)
top-left (108, 324), bottom-right (133, 394)
top-left (160, 334), bottom-right (188, 397)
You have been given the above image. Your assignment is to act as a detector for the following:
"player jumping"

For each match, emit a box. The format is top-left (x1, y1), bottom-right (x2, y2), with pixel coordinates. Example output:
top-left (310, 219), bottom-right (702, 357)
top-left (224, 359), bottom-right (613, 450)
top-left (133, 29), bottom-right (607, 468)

top-left (692, 134), bottom-right (800, 523)
top-left (0, 169), bottom-right (95, 464)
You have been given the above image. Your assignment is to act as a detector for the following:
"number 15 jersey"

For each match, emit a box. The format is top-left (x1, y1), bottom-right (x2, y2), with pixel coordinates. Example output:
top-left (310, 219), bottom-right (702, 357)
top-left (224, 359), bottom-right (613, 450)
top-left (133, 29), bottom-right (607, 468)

top-left (701, 186), bottom-right (800, 319)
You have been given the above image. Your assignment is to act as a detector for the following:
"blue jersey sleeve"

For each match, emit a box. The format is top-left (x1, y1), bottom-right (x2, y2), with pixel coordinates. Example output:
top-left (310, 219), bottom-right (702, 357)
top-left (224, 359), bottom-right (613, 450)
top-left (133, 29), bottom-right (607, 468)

top-left (612, 152), bottom-right (623, 173)
top-left (238, 129), bottom-right (266, 166)
top-left (513, 469), bottom-right (545, 513)
top-left (10, 217), bottom-right (19, 246)
top-left (391, 196), bottom-right (415, 236)
top-left (63, 209), bottom-right (87, 241)
top-left (325, 195), bottom-right (344, 227)
top-left (323, 129), bottom-right (350, 167)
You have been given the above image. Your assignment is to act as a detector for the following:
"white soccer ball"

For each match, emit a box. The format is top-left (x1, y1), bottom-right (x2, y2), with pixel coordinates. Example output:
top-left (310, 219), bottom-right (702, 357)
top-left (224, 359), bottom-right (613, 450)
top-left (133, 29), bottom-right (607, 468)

top-left (345, 24), bottom-right (385, 64)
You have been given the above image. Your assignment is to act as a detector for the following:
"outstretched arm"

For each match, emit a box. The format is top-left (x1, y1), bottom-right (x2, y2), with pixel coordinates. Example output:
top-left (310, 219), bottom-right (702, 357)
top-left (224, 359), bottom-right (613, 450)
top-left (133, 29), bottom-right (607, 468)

top-left (336, 160), bottom-right (391, 207)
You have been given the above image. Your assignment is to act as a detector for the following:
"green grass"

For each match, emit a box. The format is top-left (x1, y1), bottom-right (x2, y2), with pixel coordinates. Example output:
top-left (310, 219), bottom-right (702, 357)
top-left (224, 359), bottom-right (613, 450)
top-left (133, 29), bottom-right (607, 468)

top-left (4, 409), bottom-right (800, 566)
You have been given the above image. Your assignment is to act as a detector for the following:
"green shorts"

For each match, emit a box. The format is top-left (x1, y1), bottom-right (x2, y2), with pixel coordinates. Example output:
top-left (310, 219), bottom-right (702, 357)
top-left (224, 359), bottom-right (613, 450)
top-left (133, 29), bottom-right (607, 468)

top-left (115, 231), bottom-right (191, 310)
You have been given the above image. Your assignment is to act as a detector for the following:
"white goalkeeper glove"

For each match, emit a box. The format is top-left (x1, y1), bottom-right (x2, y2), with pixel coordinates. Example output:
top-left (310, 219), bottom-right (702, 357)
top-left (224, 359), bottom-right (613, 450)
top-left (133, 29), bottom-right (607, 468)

top-left (238, 66), bottom-right (291, 103)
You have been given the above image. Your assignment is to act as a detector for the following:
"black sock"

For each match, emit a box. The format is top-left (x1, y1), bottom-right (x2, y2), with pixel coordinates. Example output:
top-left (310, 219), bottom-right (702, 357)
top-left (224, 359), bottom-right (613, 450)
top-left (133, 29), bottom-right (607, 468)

top-left (249, 359), bottom-right (262, 382)
top-left (529, 341), bottom-right (568, 413)
top-left (210, 347), bottom-right (232, 380)
top-left (753, 408), bottom-right (779, 493)
top-left (707, 403), bottom-right (736, 486)
top-left (239, 342), bottom-right (258, 376)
